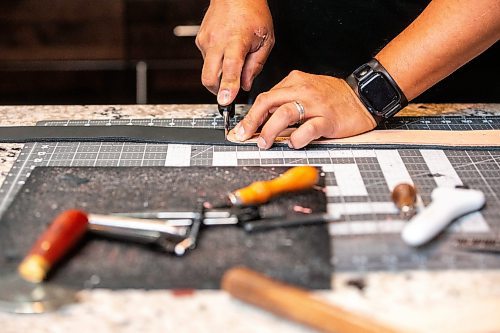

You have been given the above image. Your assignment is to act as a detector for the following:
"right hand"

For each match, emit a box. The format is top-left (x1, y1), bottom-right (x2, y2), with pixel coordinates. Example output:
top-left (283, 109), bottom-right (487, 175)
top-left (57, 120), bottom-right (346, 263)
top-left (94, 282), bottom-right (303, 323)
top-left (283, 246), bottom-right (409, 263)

top-left (196, 0), bottom-right (275, 105)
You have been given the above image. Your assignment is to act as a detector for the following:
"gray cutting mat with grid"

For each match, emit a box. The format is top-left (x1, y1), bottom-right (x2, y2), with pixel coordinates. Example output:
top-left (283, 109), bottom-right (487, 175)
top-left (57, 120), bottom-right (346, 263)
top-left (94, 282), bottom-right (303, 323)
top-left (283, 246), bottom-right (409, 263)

top-left (1, 116), bottom-right (499, 272)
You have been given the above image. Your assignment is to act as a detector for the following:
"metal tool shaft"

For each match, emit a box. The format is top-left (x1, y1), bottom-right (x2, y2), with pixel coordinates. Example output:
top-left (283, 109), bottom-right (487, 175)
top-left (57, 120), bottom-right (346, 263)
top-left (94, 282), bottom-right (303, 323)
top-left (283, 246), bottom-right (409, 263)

top-left (218, 102), bottom-right (235, 139)
top-left (223, 111), bottom-right (229, 138)
top-left (88, 214), bottom-right (188, 240)
top-left (243, 213), bottom-right (335, 232)
top-left (174, 206), bottom-right (205, 256)
top-left (111, 211), bottom-right (239, 226)
top-left (116, 210), bottom-right (231, 220)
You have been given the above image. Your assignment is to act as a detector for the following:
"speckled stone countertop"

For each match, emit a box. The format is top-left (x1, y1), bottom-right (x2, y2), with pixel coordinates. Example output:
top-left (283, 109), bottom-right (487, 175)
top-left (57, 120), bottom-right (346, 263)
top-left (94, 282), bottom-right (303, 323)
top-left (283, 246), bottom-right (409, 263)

top-left (0, 104), bottom-right (499, 333)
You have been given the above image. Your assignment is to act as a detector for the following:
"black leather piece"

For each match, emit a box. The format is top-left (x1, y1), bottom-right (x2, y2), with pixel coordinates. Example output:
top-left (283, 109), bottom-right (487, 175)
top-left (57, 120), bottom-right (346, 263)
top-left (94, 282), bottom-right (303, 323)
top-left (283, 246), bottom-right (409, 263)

top-left (0, 125), bottom-right (236, 145)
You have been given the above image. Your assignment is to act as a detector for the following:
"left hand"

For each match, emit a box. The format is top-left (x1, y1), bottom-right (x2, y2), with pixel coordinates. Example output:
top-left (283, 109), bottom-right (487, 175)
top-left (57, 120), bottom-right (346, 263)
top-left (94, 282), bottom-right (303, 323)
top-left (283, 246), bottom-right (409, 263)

top-left (233, 70), bottom-right (378, 149)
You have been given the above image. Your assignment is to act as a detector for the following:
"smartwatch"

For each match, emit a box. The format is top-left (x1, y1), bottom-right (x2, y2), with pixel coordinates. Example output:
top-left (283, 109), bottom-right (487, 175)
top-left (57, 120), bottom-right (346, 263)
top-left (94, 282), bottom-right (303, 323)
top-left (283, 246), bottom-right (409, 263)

top-left (346, 59), bottom-right (408, 123)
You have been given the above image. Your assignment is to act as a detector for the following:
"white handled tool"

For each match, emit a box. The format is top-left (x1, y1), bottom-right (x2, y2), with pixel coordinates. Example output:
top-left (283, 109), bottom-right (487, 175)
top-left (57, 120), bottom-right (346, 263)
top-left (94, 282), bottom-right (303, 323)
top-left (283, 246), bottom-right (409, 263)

top-left (402, 187), bottom-right (485, 247)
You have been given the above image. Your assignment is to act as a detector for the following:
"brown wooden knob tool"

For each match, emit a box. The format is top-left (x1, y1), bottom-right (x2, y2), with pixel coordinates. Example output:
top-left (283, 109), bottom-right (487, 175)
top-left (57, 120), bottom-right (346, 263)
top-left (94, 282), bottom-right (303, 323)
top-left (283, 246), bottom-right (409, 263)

top-left (222, 267), bottom-right (402, 333)
top-left (391, 183), bottom-right (417, 219)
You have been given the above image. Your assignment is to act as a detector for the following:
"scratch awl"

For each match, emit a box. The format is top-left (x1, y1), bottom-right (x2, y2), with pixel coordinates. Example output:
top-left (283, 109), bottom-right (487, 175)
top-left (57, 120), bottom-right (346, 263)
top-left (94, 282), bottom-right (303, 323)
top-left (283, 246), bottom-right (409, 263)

top-left (227, 166), bottom-right (320, 206)
top-left (0, 210), bottom-right (87, 313)
top-left (18, 210), bottom-right (89, 283)
top-left (218, 102), bottom-right (235, 139)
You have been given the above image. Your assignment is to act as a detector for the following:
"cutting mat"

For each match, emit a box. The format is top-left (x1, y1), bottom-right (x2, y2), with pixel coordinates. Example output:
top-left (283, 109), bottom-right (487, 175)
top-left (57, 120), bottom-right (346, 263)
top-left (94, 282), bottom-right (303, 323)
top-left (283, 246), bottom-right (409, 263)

top-left (1, 116), bottom-right (499, 272)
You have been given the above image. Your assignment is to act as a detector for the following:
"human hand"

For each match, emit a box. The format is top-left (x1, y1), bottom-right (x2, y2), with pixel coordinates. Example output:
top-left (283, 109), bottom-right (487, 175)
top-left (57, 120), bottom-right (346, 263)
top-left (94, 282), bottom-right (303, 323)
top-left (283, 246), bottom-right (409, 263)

top-left (195, 0), bottom-right (274, 105)
top-left (232, 70), bottom-right (378, 149)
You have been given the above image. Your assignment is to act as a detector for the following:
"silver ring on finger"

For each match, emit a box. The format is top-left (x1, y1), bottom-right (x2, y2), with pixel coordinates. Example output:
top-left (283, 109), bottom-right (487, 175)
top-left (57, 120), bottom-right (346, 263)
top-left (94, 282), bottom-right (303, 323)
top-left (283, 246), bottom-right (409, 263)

top-left (293, 101), bottom-right (305, 125)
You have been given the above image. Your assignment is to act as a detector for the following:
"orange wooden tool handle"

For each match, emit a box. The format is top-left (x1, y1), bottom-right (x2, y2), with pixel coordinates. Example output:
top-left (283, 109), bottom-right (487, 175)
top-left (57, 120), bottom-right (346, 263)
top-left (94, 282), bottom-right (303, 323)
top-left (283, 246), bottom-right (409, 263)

top-left (18, 210), bottom-right (89, 283)
top-left (222, 267), bottom-right (402, 333)
top-left (231, 166), bottom-right (319, 206)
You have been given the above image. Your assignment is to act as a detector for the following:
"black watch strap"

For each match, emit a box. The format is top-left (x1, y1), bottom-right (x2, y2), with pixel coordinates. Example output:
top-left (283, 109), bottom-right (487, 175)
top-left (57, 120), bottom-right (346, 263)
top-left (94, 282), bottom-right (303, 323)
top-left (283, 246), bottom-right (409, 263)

top-left (346, 59), bottom-right (408, 124)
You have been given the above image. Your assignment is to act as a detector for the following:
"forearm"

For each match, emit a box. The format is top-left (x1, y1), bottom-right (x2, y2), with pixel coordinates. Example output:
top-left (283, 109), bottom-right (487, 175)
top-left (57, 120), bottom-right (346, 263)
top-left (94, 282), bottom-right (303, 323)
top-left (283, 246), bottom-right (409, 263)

top-left (376, 0), bottom-right (500, 101)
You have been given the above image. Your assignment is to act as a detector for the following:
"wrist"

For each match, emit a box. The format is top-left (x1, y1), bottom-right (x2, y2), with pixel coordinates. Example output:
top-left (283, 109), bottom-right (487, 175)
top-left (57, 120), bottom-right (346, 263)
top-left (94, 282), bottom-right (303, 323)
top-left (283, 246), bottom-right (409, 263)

top-left (342, 80), bottom-right (379, 129)
top-left (346, 58), bottom-right (408, 123)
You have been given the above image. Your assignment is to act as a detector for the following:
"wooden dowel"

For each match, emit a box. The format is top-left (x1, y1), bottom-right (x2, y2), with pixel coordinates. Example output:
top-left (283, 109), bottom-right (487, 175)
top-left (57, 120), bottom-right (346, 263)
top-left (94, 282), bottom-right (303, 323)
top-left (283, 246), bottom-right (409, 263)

top-left (222, 267), bottom-right (402, 333)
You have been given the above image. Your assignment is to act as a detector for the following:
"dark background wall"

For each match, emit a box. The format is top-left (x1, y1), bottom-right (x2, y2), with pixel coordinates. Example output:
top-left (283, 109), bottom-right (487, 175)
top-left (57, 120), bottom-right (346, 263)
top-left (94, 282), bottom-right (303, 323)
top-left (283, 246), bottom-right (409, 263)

top-left (257, 0), bottom-right (499, 104)
top-left (0, 0), bottom-right (214, 105)
top-left (0, 0), bottom-right (497, 105)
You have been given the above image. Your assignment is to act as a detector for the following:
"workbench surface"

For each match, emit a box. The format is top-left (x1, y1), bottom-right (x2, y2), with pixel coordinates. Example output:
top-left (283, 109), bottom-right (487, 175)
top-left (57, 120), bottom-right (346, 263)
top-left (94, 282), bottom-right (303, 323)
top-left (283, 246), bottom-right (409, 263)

top-left (0, 104), bottom-right (499, 333)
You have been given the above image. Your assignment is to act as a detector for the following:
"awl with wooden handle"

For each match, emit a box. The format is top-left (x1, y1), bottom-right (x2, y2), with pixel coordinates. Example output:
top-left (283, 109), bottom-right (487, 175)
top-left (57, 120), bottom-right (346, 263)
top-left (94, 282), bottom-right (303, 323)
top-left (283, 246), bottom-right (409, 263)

top-left (18, 210), bottom-right (89, 283)
top-left (0, 210), bottom-right (88, 313)
top-left (222, 267), bottom-right (402, 333)
top-left (227, 165), bottom-right (320, 206)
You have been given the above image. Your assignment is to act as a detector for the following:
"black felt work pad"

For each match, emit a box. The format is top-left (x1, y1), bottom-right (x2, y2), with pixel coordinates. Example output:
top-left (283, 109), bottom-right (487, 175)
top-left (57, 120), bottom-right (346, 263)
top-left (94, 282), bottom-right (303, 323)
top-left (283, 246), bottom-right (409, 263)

top-left (0, 167), bottom-right (331, 290)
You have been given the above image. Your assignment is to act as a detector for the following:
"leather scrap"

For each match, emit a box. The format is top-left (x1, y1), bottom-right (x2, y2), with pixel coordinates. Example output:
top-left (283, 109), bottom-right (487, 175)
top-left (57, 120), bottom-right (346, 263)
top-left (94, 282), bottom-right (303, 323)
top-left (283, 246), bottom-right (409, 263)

top-left (227, 128), bottom-right (500, 149)
top-left (0, 125), bottom-right (234, 145)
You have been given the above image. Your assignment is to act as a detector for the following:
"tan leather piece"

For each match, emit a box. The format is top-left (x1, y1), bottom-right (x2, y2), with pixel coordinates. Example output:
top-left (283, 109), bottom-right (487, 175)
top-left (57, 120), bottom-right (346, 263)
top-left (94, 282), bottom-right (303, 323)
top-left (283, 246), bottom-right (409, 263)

top-left (227, 129), bottom-right (500, 147)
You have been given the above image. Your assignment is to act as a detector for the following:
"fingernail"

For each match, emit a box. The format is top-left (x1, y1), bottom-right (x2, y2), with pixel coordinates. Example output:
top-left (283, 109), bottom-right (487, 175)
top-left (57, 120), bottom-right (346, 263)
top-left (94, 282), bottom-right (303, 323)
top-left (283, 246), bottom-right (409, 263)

top-left (218, 89), bottom-right (231, 105)
top-left (257, 137), bottom-right (267, 149)
top-left (288, 140), bottom-right (294, 149)
top-left (236, 124), bottom-right (246, 140)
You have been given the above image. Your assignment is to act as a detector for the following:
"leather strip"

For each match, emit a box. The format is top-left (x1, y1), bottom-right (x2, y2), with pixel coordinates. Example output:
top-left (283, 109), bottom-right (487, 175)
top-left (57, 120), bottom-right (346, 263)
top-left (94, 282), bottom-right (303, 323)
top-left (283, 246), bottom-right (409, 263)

top-left (227, 128), bottom-right (500, 150)
top-left (0, 125), bottom-right (235, 145)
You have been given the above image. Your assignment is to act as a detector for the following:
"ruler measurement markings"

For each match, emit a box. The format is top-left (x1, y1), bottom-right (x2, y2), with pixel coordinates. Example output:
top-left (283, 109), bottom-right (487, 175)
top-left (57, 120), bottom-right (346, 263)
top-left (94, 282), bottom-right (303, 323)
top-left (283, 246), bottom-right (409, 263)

top-left (69, 142), bottom-right (81, 167)
top-left (465, 150), bottom-right (499, 202)
top-left (0, 143), bottom-right (37, 214)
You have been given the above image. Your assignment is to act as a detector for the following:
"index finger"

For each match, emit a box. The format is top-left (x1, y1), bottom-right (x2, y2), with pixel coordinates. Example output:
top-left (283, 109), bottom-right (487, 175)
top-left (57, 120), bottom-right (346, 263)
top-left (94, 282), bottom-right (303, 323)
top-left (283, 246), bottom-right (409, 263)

top-left (201, 47), bottom-right (223, 95)
top-left (218, 40), bottom-right (251, 105)
top-left (234, 86), bottom-right (298, 141)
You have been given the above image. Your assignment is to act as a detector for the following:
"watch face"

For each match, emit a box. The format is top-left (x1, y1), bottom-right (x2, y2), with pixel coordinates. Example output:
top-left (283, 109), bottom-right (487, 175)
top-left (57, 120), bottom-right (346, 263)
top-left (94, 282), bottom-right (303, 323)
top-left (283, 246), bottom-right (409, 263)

top-left (359, 73), bottom-right (399, 113)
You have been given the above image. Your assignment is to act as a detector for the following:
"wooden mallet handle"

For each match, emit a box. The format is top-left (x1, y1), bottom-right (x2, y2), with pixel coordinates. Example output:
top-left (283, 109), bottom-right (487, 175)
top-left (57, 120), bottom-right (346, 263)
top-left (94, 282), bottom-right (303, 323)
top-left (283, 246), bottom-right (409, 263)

top-left (222, 267), bottom-right (401, 333)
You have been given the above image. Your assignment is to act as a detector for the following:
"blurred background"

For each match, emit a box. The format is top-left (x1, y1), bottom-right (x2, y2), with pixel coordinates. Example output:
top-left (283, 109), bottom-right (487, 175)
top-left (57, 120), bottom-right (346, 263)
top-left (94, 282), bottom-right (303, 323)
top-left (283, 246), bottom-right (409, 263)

top-left (0, 0), bottom-right (497, 105)
top-left (0, 0), bottom-right (214, 105)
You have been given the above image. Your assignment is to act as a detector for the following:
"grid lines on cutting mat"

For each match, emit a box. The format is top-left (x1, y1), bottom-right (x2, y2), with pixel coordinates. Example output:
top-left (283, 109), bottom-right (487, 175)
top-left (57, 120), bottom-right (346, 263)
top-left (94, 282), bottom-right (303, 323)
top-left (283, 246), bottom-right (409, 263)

top-left (0, 117), bottom-right (499, 272)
